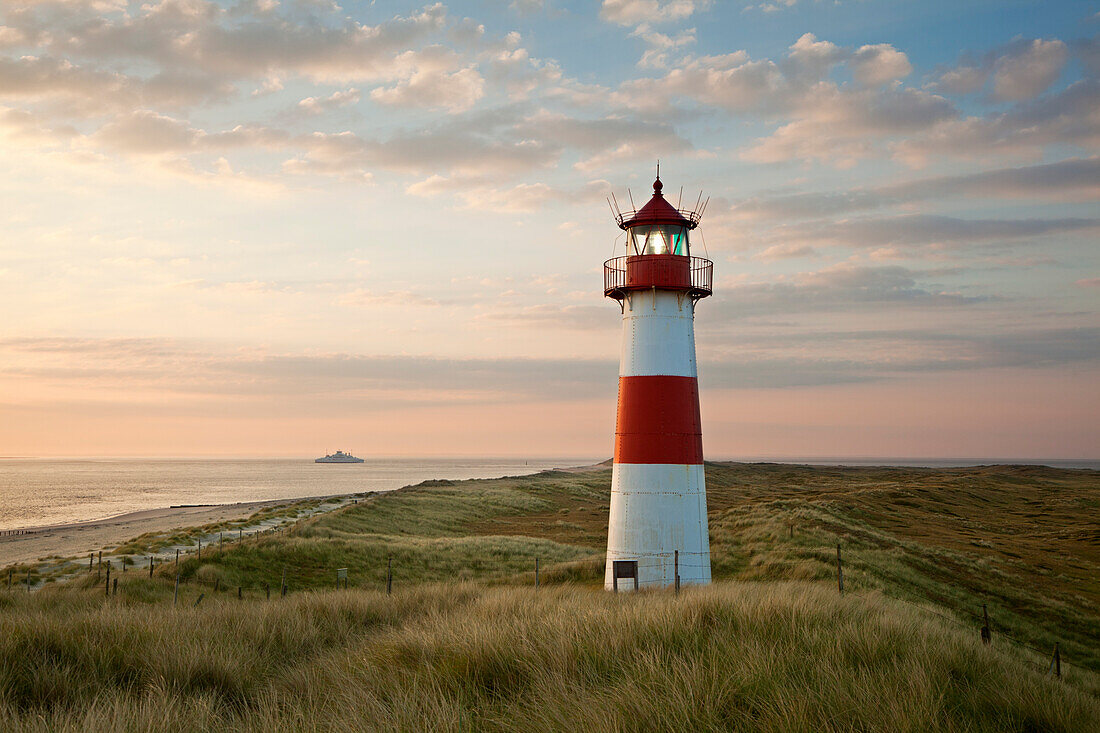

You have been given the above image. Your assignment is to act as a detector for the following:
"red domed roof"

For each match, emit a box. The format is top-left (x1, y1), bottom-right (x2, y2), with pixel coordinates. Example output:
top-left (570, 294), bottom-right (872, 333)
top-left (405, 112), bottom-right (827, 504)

top-left (617, 177), bottom-right (699, 230)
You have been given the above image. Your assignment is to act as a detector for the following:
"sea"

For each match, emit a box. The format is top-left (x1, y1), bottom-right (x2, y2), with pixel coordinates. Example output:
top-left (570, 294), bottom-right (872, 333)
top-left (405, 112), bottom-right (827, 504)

top-left (0, 456), bottom-right (1095, 532)
top-left (0, 457), bottom-right (597, 531)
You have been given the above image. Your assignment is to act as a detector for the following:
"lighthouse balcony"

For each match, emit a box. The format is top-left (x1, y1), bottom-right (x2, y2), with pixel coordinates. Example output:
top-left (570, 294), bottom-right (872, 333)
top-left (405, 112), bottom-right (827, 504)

top-left (604, 254), bottom-right (712, 300)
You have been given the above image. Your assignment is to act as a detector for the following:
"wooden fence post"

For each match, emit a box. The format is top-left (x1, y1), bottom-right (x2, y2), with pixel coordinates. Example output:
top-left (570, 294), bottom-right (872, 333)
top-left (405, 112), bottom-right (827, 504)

top-left (214, 578), bottom-right (220, 593)
top-left (980, 604), bottom-right (992, 645)
top-left (238, 586), bottom-right (242, 600)
top-left (174, 572), bottom-right (179, 606)
top-left (535, 557), bottom-right (539, 589)
top-left (193, 593), bottom-right (205, 607)
top-left (1053, 642), bottom-right (1061, 678)
top-left (105, 563), bottom-right (110, 597)
top-left (281, 568), bottom-right (287, 597)
top-left (89, 553), bottom-right (93, 572)
top-left (27, 568), bottom-right (31, 592)
top-left (386, 557), bottom-right (393, 595)
top-left (675, 550), bottom-right (680, 595)
top-left (175, 549), bottom-right (179, 567)
top-left (148, 556), bottom-right (154, 578)
top-left (836, 544), bottom-right (844, 594)
top-left (7, 568), bottom-right (11, 590)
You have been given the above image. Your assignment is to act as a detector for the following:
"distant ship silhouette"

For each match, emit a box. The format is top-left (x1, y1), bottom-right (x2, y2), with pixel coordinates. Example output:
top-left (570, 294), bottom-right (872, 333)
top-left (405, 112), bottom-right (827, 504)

top-left (315, 450), bottom-right (364, 463)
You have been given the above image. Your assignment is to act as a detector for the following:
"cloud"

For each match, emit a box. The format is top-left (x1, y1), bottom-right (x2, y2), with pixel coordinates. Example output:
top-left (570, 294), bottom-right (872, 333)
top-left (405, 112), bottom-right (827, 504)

top-left (600, 0), bottom-right (709, 26)
top-left (509, 0), bottom-right (545, 13)
top-left (286, 112), bottom-right (559, 177)
top-left (612, 51), bottom-right (781, 113)
top-left (782, 33), bottom-right (846, 83)
top-left (991, 38), bottom-right (1068, 102)
top-left (0, 337), bottom-right (618, 401)
top-left (485, 303), bottom-right (611, 330)
top-left (371, 65), bottom-right (485, 113)
top-left (928, 37), bottom-right (1069, 101)
top-left (632, 24), bottom-right (696, 69)
top-left (730, 157), bottom-right (1100, 221)
top-left (406, 177), bottom-right (612, 212)
top-left (753, 243), bottom-right (817, 261)
top-left (894, 79), bottom-right (1100, 165)
top-left (929, 64), bottom-right (988, 95)
top-left (0, 104), bottom-right (77, 143)
top-left (5, 313), bottom-right (1099, 401)
top-left (297, 88), bottom-right (360, 115)
top-left (336, 288), bottom-right (442, 308)
top-left (90, 110), bottom-right (288, 155)
top-left (91, 109), bottom-right (199, 153)
top-left (779, 214), bottom-right (1100, 250)
top-left (36, 0), bottom-right (449, 84)
top-left (742, 85), bottom-right (955, 167)
top-left (288, 106), bottom-right (690, 179)
top-left (698, 326), bottom-right (1100, 387)
top-left (1075, 36), bottom-right (1100, 78)
top-left (849, 43), bottom-right (912, 87)
top-left (0, 54), bottom-right (233, 116)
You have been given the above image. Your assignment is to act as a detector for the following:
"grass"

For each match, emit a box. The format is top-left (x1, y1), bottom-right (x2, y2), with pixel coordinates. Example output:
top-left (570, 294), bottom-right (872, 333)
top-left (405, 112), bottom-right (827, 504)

top-left (2, 581), bottom-right (1097, 731)
top-left (2, 462), bottom-right (1098, 730)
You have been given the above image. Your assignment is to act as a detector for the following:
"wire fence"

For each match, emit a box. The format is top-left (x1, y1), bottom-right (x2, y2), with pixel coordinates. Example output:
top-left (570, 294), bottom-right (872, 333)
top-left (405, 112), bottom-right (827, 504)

top-left (860, 587), bottom-right (1064, 667)
top-left (4, 529), bottom-right (1080, 681)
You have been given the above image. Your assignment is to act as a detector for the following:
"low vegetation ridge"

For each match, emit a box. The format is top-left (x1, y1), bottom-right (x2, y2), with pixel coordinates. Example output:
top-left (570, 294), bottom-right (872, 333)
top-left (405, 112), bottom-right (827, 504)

top-left (1, 462), bottom-right (1098, 730)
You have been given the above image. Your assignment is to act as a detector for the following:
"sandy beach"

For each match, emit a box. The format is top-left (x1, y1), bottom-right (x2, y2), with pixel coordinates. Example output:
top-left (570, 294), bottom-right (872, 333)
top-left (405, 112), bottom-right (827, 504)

top-left (0, 499), bottom-right (296, 567)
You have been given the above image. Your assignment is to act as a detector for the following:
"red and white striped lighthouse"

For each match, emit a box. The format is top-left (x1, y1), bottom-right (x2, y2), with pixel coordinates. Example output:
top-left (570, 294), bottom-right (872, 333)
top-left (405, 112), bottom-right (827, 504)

top-left (603, 173), bottom-right (713, 591)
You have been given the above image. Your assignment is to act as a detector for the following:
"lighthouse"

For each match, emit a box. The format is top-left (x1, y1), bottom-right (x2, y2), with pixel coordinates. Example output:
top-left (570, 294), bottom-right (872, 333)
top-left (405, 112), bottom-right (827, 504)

top-left (603, 173), bottom-right (712, 591)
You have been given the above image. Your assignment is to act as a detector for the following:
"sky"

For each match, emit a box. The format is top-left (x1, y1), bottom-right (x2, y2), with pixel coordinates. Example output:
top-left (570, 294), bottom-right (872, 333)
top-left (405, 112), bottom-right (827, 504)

top-left (0, 0), bottom-right (1097, 459)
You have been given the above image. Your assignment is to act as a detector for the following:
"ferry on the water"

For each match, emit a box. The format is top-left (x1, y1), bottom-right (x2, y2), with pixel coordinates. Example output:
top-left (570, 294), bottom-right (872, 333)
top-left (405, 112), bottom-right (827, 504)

top-left (315, 450), bottom-right (365, 463)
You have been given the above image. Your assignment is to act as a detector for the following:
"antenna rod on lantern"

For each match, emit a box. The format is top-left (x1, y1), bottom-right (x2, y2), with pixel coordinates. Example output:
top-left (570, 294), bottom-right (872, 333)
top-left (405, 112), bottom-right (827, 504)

top-left (656, 160), bottom-right (660, 179)
top-left (677, 186), bottom-right (683, 209)
top-left (694, 190), bottom-right (703, 214)
top-left (700, 196), bottom-right (711, 217)
top-left (611, 192), bottom-right (623, 220)
top-left (627, 188), bottom-right (636, 212)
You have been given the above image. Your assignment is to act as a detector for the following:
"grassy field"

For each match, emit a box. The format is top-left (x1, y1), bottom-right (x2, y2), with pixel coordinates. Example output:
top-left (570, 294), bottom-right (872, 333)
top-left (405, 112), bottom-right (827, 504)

top-left (2, 462), bottom-right (1098, 730)
top-left (3, 581), bottom-right (1098, 731)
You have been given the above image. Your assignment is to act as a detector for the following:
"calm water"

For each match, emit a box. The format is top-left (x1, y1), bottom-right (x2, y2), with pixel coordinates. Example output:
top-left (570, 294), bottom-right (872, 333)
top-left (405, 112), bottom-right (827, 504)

top-left (2, 456), bottom-right (1094, 531)
top-left (0, 458), bottom-right (597, 531)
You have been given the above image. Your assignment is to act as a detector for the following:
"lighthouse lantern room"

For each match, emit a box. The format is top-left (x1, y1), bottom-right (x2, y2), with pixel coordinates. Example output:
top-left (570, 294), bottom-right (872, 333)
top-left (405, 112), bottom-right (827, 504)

top-left (603, 172), bottom-right (712, 591)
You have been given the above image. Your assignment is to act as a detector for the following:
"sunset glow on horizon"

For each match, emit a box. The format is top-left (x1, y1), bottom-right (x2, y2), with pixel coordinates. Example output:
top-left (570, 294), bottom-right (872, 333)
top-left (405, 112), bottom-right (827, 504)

top-left (1, 1), bottom-right (1097, 458)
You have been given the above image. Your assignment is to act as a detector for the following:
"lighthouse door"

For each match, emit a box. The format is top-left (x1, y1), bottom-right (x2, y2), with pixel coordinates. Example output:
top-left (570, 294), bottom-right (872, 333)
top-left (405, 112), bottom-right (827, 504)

top-left (612, 560), bottom-right (639, 592)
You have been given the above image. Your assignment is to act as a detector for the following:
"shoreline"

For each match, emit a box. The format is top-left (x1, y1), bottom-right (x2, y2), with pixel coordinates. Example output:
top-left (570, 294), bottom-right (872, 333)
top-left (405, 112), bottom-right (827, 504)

top-left (6, 497), bottom-right (315, 536)
top-left (0, 462), bottom-right (608, 568)
top-left (0, 498), bottom-right (311, 568)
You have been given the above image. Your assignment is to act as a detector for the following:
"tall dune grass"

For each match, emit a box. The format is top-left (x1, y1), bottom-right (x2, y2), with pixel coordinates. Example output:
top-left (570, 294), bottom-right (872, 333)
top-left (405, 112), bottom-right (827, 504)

top-left (2, 581), bottom-right (1097, 731)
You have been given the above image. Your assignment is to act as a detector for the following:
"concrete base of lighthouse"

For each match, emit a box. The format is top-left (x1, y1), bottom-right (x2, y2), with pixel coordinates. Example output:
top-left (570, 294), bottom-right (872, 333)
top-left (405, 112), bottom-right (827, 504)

top-left (604, 463), bottom-right (711, 590)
